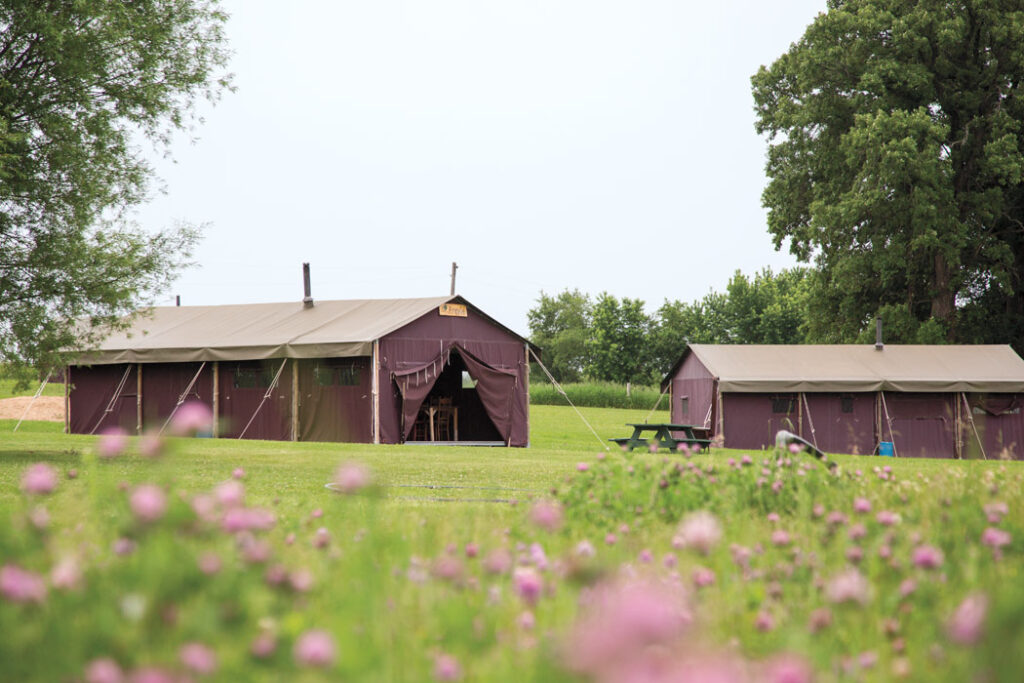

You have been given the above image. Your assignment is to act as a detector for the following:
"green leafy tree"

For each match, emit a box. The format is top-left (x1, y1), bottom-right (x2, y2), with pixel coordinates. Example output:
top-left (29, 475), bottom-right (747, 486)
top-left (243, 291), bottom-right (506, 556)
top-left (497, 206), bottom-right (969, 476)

top-left (586, 293), bottom-right (651, 384)
top-left (752, 1), bottom-right (1024, 347)
top-left (526, 289), bottom-right (592, 382)
top-left (0, 0), bottom-right (232, 377)
top-left (649, 268), bottom-right (811, 375)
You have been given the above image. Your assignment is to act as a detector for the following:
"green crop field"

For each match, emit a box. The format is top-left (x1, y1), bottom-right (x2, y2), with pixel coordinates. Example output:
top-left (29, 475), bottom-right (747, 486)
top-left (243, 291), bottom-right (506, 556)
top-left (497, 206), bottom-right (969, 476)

top-left (1, 406), bottom-right (1021, 682)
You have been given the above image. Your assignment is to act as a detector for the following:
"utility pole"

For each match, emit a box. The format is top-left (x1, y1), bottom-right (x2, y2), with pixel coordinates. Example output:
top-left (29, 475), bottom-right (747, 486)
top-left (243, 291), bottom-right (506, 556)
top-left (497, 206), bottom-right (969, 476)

top-left (450, 262), bottom-right (458, 296)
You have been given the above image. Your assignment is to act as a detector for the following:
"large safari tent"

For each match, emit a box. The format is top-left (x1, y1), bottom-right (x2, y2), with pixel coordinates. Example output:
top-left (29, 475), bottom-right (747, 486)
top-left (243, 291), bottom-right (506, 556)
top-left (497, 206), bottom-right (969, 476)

top-left (662, 344), bottom-right (1024, 459)
top-left (67, 296), bottom-right (535, 446)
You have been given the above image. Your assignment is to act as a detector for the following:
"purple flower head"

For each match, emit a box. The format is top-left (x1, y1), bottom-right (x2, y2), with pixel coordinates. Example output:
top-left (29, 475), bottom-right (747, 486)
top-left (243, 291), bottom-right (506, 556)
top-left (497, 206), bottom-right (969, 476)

top-left (221, 506), bottom-right (276, 534)
top-left (755, 610), bottom-right (775, 632)
top-left (875, 510), bottom-right (900, 526)
top-left (179, 642), bottom-right (217, 675)
top-left (84, 657), bottom-right (124, 683)
top-left (677, 511), bottom-right (722, 555)
top-left (763, 653), bottom-right (814, 683)
top-left (563, 574), bottom-right (692, 676)
top-left (250, 633), bottom-right (277, 659)
top-left (433, 653), bottom-right (463, 681)
top-left (129, 484), bottom-right (167, 524)
top-left (825, 568), bottom-right (870, 605)
top-left (513, 567), bottom-right (543, 606)
top-left (21, 463), bottom-right (58, 495)
top-left (98, 428), bottom-right (128, 458)
top-left (528, 500), bottom-right (564, 532)
top-left (483, 548), bottom-right (512, 575)
top-left (911, 544), bottom-right (944, 570)
top-left (692, 567), bottom-right (716, 588)
top-left (853, 497), bottom-right (871, 514)
top-left (169, 401), bottom-right (213, 436)
top-left (293, 629), bottom-right (337, 668)
top-left (770, 529), bottom-right (791, 547)
top-left (50, 556), bottom-right (83, 590)
top-left (0, 564), bottom-right (47, 604)
top-left (214, 480), bottom-right (245, 508)
top-left (947, 593), bottom-right (987, 645)
top-left (576, 462), bottom-right (590, 472)
top-left (333, 461), bottom-right (372, 494)
top-left (981, 527), bottom-right (1011, 549)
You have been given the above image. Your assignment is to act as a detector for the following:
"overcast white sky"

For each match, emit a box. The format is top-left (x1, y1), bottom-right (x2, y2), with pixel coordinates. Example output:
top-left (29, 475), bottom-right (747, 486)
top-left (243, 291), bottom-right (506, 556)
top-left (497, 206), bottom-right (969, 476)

top-left (135, 0), bottom-right (826, 335)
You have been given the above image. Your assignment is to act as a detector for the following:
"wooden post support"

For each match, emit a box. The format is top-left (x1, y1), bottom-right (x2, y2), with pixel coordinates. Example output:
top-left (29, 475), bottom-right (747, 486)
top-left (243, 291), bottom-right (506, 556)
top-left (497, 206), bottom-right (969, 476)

top-left (372, 340), bottom-right (381, 444)
top-left (524, 342), bottom-right (530, 448)
top-left (291, 360), bottom-right (300, 442)
top-left (212, 361), bottom-right (220, 439)
top-left (136, 364), bottom-right (143, 434)
top-left (64, 366), bottom-right (70, 435)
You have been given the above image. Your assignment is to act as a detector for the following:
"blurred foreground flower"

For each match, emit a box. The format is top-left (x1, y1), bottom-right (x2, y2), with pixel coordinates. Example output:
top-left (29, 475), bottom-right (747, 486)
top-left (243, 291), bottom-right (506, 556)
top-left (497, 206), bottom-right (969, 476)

top-left (21, 463), bottom-right (58, 495)
top-left (529, 500), bottom-right (564, 532)
top-left (98, 428), bottom-right (128, 458)
top-left (169, 401), bottom-right (213, 436)
top-left (563, 573), bottom-right (692, 679)
top-left (947, 593), bottom-right (988, 645)
top-left (0, 564), bottom-right (47, 604)
top-left (333, 461), bottom-right (372, 494)
top-left (676, 511), bottom-right (722, 555)
top-left (294, 629), bottom-right (337, 668)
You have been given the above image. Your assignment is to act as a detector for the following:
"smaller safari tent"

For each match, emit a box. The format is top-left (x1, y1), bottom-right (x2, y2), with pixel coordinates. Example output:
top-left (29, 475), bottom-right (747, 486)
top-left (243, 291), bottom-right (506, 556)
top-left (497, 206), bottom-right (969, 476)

top-left (68, 296), bottom-right (536, 446)
top-left (661, 344), bottom-right (1024, 459)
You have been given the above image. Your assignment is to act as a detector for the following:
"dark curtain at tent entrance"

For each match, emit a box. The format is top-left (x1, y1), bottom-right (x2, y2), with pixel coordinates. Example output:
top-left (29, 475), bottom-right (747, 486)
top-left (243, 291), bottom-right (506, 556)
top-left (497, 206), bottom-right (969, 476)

top-left (393, 345), bottom-right (518, 442)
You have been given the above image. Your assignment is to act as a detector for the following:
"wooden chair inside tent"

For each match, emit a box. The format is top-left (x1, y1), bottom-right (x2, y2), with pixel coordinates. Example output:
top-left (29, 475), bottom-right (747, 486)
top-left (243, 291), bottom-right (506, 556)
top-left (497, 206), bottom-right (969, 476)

top-left (435, 397), bottom-right (454, 441)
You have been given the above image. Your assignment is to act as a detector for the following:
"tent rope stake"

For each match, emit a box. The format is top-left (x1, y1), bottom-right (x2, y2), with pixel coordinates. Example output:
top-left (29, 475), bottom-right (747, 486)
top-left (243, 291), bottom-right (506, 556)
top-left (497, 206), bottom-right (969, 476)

top-left (238, 359), bottom-right (289, 440)
top-left (89, 365), bottom-right (133, 435)
top-left (529, 348), bottom-right (608, 450)
top-left (158, 362), bottom-right (207, 436)
top-left (13, 371), bottom-right (52, 432)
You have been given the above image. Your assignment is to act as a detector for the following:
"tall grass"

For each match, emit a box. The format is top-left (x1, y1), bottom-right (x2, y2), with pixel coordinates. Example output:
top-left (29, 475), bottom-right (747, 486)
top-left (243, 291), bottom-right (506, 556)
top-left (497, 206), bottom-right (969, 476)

top-left (529, 381), bottom-right (666, 410)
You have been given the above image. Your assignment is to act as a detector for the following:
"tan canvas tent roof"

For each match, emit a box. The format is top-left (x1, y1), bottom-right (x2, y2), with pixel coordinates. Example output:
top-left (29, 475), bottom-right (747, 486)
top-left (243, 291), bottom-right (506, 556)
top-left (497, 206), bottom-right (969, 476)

top-left (76, 296), bottom-right (524, 364)
top-left (666, 344), bottom-right (1024, 394)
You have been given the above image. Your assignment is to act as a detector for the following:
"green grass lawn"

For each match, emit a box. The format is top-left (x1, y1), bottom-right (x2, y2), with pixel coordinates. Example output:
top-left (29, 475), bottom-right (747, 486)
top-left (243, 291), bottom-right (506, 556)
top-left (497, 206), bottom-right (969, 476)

top-left (0, 378), bottom-right (65, 399)
top-left (2, 407), bottom-right (1022, 681)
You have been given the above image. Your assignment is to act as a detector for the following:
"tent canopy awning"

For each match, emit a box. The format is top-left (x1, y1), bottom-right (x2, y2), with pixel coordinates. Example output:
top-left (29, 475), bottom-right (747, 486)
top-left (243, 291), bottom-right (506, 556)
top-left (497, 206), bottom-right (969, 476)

top-left (74, 296), bottom-right (534, 364)
top-left (662, 344), bottom-right (1024, 394)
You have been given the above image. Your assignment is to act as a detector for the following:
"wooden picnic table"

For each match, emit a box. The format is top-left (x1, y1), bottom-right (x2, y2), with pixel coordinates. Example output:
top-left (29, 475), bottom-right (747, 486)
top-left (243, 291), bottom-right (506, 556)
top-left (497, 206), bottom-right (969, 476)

top-left (611, 423), bottom-right (712, 452)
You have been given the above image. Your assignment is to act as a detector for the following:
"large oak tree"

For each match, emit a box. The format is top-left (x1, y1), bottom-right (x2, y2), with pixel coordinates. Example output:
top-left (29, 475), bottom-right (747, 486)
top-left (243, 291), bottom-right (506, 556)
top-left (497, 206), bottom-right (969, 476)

top-left (752, 1), bottom-right (1024, 347)
top-left (0, 0), bottom-right (231, 377)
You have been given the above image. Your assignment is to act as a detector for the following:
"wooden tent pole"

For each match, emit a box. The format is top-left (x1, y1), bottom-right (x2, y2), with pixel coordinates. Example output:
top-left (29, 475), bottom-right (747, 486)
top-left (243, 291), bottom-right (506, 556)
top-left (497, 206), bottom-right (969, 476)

top-left (212, 362), bottom-right (219, 438)
top-left (524, 342), bottom-right (530, 448)
top-left (961, 392), bottom-right (988, 460)
top-left (372, 340), bottom-right (381, 445)
top-left (136, 364), bottom-right (143, 434)
top-left (291, 360), bottom-right (300, 442)
top-left (64, 367), bottom-right (70, 434)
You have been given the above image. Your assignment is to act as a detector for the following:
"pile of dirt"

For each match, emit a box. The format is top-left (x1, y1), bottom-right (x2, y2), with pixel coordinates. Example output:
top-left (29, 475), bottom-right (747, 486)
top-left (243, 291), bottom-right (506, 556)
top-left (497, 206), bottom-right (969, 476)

top-left (0, 396), bottom-right (64, 422)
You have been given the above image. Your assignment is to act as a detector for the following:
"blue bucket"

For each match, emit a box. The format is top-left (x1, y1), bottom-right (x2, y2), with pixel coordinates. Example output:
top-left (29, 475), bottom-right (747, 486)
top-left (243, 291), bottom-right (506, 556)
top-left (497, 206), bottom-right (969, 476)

top-left (878, 441), bottom-right (894, 457)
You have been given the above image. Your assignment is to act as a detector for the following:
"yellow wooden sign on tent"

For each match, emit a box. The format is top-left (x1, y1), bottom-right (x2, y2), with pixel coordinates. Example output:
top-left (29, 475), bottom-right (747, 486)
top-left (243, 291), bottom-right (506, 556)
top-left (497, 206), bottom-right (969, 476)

top-left (439, 303), bottom-right (467, 317)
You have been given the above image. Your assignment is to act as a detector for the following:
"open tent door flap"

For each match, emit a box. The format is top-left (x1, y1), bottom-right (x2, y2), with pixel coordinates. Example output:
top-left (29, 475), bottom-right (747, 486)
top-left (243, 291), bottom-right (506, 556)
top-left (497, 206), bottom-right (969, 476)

top-left (392, 344), bottom-right (517, 442)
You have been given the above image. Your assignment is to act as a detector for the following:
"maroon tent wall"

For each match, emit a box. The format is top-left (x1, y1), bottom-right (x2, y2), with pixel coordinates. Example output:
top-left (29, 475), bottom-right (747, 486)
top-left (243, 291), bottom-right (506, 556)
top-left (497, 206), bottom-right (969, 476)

top-left (669, 354), bottom-right (716, 429)
top-left (378, 307), bottom-right (528, 446)
top-left (68, 364), bottom-right (139, 434)
top-left (296, 358), bottom-right (372, 443)
top-left (802, 393), bottom-right (876, 455)
top-left (218, 360), bottom-right (293, 440)
top-left (721, 393), bottom-right (795, 450)
top-left (967, 394), bottom-right (1024, 459)
top-left (883, 392), bottom-right (956, 459)
top-left (140, 362), bottom-right (214, 432)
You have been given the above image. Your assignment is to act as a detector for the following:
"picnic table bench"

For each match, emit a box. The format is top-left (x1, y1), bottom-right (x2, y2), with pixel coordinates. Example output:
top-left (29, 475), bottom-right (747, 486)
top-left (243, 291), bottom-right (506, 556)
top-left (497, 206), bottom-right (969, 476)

top-left (611, 423), bottom-right (712, 452)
